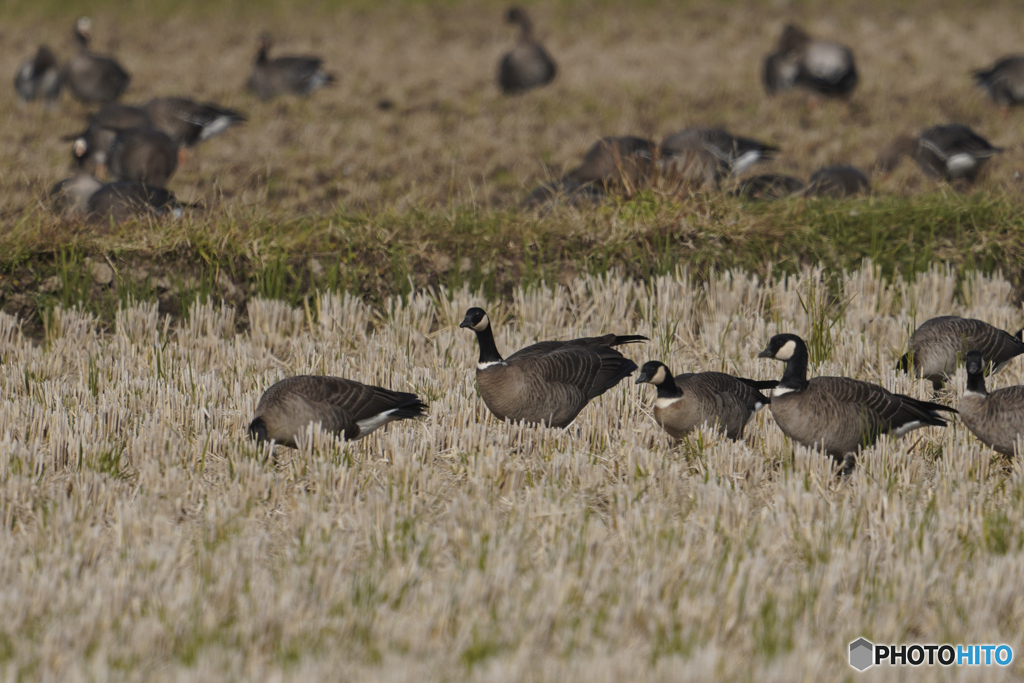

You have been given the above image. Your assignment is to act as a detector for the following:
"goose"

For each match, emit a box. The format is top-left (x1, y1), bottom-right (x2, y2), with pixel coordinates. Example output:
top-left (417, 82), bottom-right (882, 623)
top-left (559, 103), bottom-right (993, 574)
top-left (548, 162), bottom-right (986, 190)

top-left (804, 165), bottom-right (869, 198)
top-left (50, 173), bottom-right (104, 218)
top-left (659, 127), bottom-right (778, 188)
top-left (459, 307), bottom-right (646, 427)
top-left (144, 97), bottom-right (247, 148)
top-left (62, 17), bottom-right (130, 104)
top-left (521, 178), bottom-right (606, 209)
top-left (876, 125), bottom-right (1003, 183)
top-left (758, 333), bottom-right (954, 469)
top-left (763, 24), bottom-right (858, 99)
top-left (15, 45), bottom-right (62, 104)
top-left (734, 173), bottom-right (805, 200)
top-left (973, 55), bottom-right (1024, 116)
top-left (635, 360), bottom-right (777, 440)
top-left (563, 136), bottom-right (655, 192)
top-left (249, 376), bottom-right (427, 447)
top-left (958, 350), bottom-right (1024, 457)
top-left (498, 7), bottom-right (557, 95)
top-left (68, 102), bottom-right (153, 176)
top-left (246, 33), bottom-right (335, 101)
top-left (897, 316), bottom-right (1024, 391)
top-left (86, 182), bottom-right (184, 224)
top-left (106, 127), bottom-right (179, 187)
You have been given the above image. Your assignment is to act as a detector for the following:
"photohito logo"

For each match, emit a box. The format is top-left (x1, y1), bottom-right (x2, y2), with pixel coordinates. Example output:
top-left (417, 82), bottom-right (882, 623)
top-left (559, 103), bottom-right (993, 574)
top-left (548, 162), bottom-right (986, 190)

top-left (849, 638), bottom-right (1013, 671)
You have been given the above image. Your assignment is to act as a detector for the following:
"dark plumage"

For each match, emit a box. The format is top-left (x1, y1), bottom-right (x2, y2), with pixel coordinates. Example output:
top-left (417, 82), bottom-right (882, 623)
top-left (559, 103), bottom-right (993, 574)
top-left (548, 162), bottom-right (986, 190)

top-left (50, 173), bottom-right (104, 218)
top-left (759, 333), bottom-right (954, 469)
top-left (106, 127), bottom-right (179, 187)
top-left (876, 125), bottom-right (1003, 184)
top-left (63, 17), bottom-right (130, 104)
top-left (144, 97), bottom-right (247, 148)
top-left (249, 375), bottom-right (427, 448)
top-left (459, 307), bottom-right (646, 427)
top-left (763, 24), bottom-right (858, 99)
top-left (659, 127), bottom-right (778, 188)
top-left (804, 165), bottom-right (869, 198)
top-left (247, 33), bottom-right (335, 101)
top-left (521, 179), bottom-right (606, 209)
top-left (68, 103), bottom-right (153, 175)
top-left (635, 360), bottom-right (777, 440)
top-left (86, 182), bottom-right (183, 224)
top-left (897, 316), bottom-right (1024, 391)
top-left (734, 173), bottom-right (805, 200)
top-left (498, 7), bottom-right (556, 95)
top-left (973, 56), bottom-right (1024, 114)
top-left (958, 351), bottom-right (1024, 457)
top-left (563, 136), bottom-right (655, 192)
top-left (15, 45), bottom-right (62, 104)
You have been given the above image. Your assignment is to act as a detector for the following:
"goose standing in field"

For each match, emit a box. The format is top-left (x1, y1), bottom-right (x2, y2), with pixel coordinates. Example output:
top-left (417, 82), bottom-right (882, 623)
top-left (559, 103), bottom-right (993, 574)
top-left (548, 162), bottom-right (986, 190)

top-left (563, 136), bottom-right (655, 193)
top-left (804, 165), bottom-right (870, 198)
top-left (659, 127), bottom-right (778, 189)
top-left (106, 127), bottom-right (179, 187)
top-left (249, 376), bottom-right (427, 448)
top-left (144, 97), bottom-right (247, 149)
top-left (876, 125), bottom-right (1003, 184)
top-left (762, 24), bottom-right (858, 100)
top-left (973, 55), bottom-right (1024, 116)
top-left (460, 307), bottom-right (646, 427)
top-left (246, 33), bottom-right (335, 101)
top-left (498, 7), bottom-right (557, 95)
top-left (15, 45), bottom-right (62, 104)
top-left (68, 102), bottom-right (153, 176)
top-left (635, 360), bottom-right (777, 440)
top-left (63, 17), bottom-right (130, 104)
top-left (897, 316), bottom-right (1024, 392)
top-left (758, 333), bottom-right (954, 471)
top-left (86, 181), bottom-right (184, 224)
top-left (734, 173), bottom-right (805, 200)
top-left (958, 350), bottom-right (1024, 457)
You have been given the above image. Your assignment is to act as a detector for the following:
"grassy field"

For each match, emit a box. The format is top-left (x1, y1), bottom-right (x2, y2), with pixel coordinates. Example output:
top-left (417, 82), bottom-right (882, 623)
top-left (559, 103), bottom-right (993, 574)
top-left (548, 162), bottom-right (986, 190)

top-left (2, 0), bottom-right (1024, 680)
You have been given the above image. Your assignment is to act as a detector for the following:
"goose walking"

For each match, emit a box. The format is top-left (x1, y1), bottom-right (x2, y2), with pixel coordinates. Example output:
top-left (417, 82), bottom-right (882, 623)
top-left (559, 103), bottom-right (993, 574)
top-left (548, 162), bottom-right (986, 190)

top-left (958, 351), bottom-right (1024, 457)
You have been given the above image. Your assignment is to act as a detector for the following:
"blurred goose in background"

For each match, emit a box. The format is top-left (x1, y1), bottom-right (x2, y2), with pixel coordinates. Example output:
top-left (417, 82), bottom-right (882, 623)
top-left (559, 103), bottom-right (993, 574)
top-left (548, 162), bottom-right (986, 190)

top-left (898, 316), bottom-right (1024, 392)
top-left (247, 33), bottom-right (335, 100)
top-left (563, 136), bottom-right (655, 193)
top-left (63, 17), bottom-right (130, 104)
top-left (68, 102), bottom-right (152, 176)
top-left (106, 127), bottom-right (179, 187)
top-left (498, 7), bottom-right (557, 95)
top-left (734, 173), bottom-right (805, 200)
top-left (521, 179), bottom-right (606, 209)
top-left (973, 56), bottom-right (1024, 117)
top-left (763, 24), bottom-right (858, 100)
top-left (659, 127), bottom-right (778, 189)
top-left (86, 182), bottom-right (184, 224)
top-left (958, 350), bottom-right (1024, 457)
top-left (15, 45), bottom-right (62, 104)
top-left (804, 165), bottom-right (869, 198)
top-left (50, 173), bottom-right (104, 218)
top-left (144, 97), bottom-right (246, 149)
top-left (876, 124), bottom-right (1003, 184)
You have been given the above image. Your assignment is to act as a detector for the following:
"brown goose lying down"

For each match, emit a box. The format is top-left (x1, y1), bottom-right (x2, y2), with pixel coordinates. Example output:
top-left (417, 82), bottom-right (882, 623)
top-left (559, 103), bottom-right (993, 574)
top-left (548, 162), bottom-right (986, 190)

top-left (973, 55), bottom-right (1024, 116)
top-left (249, 376), bottom-right (427, 447)
top-left (498, 7), bottom-right (557, 95)
top-left (763, 24), bottom-right (858, 99)
top-left (734, 173), bottom-right (805, 199)
top-left (68, 102), bottom-right (152, 175)
top-left (563, 136), bottom-right (655, 192)
top-left (143, 97), bottom-right (247, 148)
top-left (460, 307), bottom-right (646, 428)
top-left (15, 45), bottom-right (62, 104)
top-left (86, 182), bottom-right (184, 224)
top-left (803, 165), bottom-right (869, 198)
top-left (247, 33), bottom-right (335, 100)
top-left (876, 124), bottom-right (1003, 184)
top-left (106, 127), bottom-right (179, 187)
top-left (959, 350), bottom-right (1024, 457)
top-left (635, 361), bottom-right (777, 441)
top-left (63, 17), bottom-right (130, 104)
top-left (659, 127), bottom-right (779, 189)
top-left (897, 316), bottom-right (1024, 391)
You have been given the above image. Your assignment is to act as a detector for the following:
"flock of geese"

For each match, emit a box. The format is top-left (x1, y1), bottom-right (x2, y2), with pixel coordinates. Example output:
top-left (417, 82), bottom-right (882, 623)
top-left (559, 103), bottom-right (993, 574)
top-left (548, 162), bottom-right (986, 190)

top-left (249, 309), bottom-right (1024, 473)
top-left (13, 10), bottom-right (1024, 217)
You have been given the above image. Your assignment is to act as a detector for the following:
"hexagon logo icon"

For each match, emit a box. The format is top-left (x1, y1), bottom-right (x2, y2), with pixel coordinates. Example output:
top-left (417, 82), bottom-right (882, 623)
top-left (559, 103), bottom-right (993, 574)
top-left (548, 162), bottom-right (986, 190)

top-left (850, 638), bottom-right (874, 671)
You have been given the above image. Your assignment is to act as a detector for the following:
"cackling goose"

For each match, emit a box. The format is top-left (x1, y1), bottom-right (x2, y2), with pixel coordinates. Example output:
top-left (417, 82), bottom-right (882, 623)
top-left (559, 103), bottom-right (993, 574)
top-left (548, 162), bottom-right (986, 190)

top-left (460, 307), bottom-right (645, 427)
top-left (15, 45), bottom-right (62, 104)
top-left (247, 33), bottom-right (335, 101)
top-left (498, 7), bottom-right (557, 95)
top-left (63, 17), bottom-right (130, 104)
top-left (249, 375), bottom-right (427, 448)
top-left (958, 350), bottom-right (1024, 457)
top-left (898, 316), bottom-right (1024, 391)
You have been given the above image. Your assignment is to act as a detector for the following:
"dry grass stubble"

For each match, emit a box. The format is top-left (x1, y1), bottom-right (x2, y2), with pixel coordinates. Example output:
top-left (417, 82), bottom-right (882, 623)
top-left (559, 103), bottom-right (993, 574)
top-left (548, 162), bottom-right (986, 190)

top-left (1, 264), bottom-right (1023, 679)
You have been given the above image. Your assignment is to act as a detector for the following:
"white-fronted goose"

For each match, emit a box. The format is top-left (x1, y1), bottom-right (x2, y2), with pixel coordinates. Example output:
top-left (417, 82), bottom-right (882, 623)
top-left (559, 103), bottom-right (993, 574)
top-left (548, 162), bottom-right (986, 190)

top-left (635, 360), bottom-right (777, 440)
top-left (973, 56), bottom-right (1024, 116)
top-left (459, 307), bottom-right (646, 427)
top-left (563, 136), bottom-right (655, 192)
top-left (498, 7), bottom-right (557, 95)
top-left (106, 127), bottom-right (179, 187)
top-left (68, 102), bottom-right (153, 175)
top-left (63, 17), bottom-right (130, 105)
top-left (15, 45), bottom-right (62, 104)
top-left (758, 333), bottom-right (954, 470)
top-left (763, 24), bottom-right (858, 99)
top-left (959, 350), bottom-right (1024, 457)
top-left (876, 125), bottom-right (1003, 183)
top-left (804, 165), bottom-right (869, 198)
top-left (249, 376), bottom-right (427, 447)
top-left (659, 127), bottom-right (778, 188)
top-left (86, 182), bottom-right (183, 224)
top-left (144, 97), bottom-right (247, 148)
top-left (247, 33), bottom-right (335, 101)
top-left (735, 173), bottom-right (805, 199)
top-left (898, 316), bottom-right (1024, 391)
